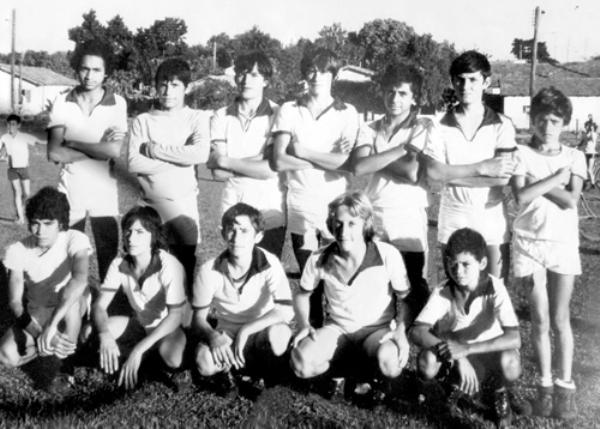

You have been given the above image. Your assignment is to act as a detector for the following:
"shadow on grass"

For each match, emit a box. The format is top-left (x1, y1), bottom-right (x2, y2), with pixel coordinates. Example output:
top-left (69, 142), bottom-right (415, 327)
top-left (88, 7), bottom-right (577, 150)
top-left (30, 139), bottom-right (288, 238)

top-left (580, 246), bottom-right (600, 256)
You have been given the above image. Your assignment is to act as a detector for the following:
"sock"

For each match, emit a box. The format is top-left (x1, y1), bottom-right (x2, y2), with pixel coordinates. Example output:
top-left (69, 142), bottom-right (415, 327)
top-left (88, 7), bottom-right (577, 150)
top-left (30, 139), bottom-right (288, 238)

top-left (538, 376), bottom-right (553, 388)
top-left (554, 378), bottom-right (576, 390)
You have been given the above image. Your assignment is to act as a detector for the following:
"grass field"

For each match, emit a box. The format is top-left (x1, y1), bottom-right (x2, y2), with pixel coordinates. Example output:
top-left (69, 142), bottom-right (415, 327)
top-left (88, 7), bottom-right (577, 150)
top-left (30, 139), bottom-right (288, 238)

top-left (0, 129), bottom-right (599, 428)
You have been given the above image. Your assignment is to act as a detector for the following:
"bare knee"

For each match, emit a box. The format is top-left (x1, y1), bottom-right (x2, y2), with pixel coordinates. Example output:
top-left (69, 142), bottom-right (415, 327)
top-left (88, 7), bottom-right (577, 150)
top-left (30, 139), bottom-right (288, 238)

top-left (0, 347), bottom-right (19, 368)
top-left (550, 311), bottom-right (571, 335)
top-left (268, 323), bottom-right (292, 356)
top-left (417, 349), bottom-right (441, 380)
top-left (291, 345), bottom-right (324, 379)
top-left (530, 310), bottom-right (550, 336)
top-left (195, 344), bottom-right (218, 377)
top-left (377, 341), bottom-right (404, 378)
top-left (500, 350), bottom-right (521, 382)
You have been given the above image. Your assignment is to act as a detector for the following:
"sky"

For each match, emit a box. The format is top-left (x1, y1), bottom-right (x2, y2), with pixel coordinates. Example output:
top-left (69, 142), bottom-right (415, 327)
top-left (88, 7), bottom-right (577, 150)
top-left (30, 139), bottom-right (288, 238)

top-left (0, 0), bottom-right (599, 63)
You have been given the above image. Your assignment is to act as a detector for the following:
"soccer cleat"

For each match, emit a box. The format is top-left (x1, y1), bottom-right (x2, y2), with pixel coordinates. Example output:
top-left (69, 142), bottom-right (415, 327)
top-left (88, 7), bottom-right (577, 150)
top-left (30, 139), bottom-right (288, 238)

top-left (493, 388), bottom-right (513, 429)
top-left (508, 388), bottom-right (532, 416)
top-left (553, 384), bottom-right (577, 420)
top-left (530, 385), bottom-right (553, 417)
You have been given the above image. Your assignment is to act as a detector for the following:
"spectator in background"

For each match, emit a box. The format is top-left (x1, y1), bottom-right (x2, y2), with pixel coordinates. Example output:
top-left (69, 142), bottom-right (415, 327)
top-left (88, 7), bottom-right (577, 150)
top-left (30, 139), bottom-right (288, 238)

top-left (0, 114), bottom-right (39, 224)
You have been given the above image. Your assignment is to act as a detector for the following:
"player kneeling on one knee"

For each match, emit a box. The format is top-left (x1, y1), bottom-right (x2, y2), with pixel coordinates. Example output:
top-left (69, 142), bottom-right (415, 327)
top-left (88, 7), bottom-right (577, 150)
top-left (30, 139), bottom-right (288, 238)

top-left (410, 228), bottom-right (522, 424)
top-left (0, 187), bottom-right (91, 384)
top-left (92, 206), bottom-right (189, 390)
top-left (291, 192), bottom-right (411, 382)
top-left (192, 203), bottom-right (293, 380)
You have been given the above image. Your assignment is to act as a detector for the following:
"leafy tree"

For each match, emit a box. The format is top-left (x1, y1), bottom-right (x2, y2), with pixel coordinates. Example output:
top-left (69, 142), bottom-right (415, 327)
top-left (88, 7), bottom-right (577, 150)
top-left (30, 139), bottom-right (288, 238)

top-left (511, 38), bottom-right (557, 64)
top-left (232, 26), bottom-right (282, 61)
top-left (352, 19), bottom-right (415, 70)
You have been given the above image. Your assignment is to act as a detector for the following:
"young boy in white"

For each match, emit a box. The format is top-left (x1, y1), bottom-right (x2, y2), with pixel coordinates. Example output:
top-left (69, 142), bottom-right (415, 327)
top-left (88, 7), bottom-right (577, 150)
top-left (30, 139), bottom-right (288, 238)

top-left (93, 206), bottom-right (188, 390)
top-left (291, 192), bottom-right (411, 397)
top-left (193, 203), bottom-right (293, 384)
top-left (352, 62), bottom-right (431, 317)
top-left (47, 40), bottom-right (127, 283)
top-left (208, 51), bottom-right (285, 257)
top-left (128, 58), bottom-right (211, 286)
top-left (270, 48), bottom-right (360, 273)
top-left (510, 87), bottom-right (586, 420)
top-left (0, 187), bottom-right (91, 391)
top-left (0, 114), bottom-right (39, 224)
top-left (410, 228), bottom-right (523, 427)
top-left (409, 51), bottom-right (517, 280)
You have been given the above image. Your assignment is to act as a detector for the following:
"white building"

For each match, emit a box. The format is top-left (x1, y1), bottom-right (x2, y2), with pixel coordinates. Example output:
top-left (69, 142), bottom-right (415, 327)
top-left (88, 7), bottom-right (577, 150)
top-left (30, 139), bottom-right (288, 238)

top-left (487, 61), bottom-right (600, 132)
top-left (0, 63), bottom-right (77, 115)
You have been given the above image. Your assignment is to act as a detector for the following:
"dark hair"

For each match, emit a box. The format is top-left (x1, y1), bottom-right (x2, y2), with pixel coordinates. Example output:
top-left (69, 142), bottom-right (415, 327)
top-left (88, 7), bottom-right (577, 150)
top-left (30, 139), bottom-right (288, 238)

top-left (155, 58), bottom-right (191, 88)
top-left (377, 62), bottom-right (423, 106)
top-left (326, 191), bottom-right (375, 242)
top-left (530, 86), bottom-right (572, 125)
top-left (449, 50), bottom-right (491, 79)
top-left (234, 51), bottom-right (273, 80)
top-left (71, 40), bottom-right (113, 74)
top-left (444, 228), bottom-right (487, 264)
top-left (300, 48), bottom-right (340, 79)
top-left (25, 187), bottom-right (70, 230)
top-left (221, 203), bottom-right (265, 233)
top-left (6, 114), bottom-right (21, 124)
top-left (121, 206), bottom-right (168, 255)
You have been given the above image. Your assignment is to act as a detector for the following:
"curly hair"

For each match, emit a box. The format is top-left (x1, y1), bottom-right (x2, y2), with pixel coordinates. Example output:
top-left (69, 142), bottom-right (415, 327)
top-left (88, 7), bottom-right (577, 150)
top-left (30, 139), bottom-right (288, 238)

top-left (25, 187), bottom-right (70, 230)
top-left (376, 61), bottom-right (423, 108)
top-left (70, 39), bottom-right (114, 75)
top-left (326, 191), bottom-right (376, 242)
top-left (444, 227), bottom-right (487, 264)
top-left (121, 206), bottom-right (168, 255)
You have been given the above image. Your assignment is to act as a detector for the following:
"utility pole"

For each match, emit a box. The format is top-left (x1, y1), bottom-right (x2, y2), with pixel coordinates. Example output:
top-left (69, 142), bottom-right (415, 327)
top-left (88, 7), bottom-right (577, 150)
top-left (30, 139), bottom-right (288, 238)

top-left (212, 41), bottom-right (217, 72)
top-left (529, 6), bottom-right (540, 112)
top-left (10, 8), bottom-right (16, 112)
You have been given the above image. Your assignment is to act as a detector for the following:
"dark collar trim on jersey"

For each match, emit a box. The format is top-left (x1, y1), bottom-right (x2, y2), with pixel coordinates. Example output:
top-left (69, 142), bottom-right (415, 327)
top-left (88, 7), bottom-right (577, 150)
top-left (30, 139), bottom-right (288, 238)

top-left (440, 106), bottom-right (501, 128)
top-left (65, 87), bottom-right (117, 106)
top-left (225, 97), bottom-right (273, 118)
top-left (317, 241), bottom-right (384, 286)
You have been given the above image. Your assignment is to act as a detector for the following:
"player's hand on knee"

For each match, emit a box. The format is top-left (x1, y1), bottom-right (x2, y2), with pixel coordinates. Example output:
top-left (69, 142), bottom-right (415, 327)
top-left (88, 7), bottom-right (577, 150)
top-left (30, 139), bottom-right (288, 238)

top-left (209, 331), bottom-right (236, 370)
top-left (233, 328), bottom-right (250, 369)
top-left (99, 332), bottom-right (121, 375)
top-left (118, 347), bottom-right (143, 390)
top-left (456, 357), bottom-right (479, 395)
top-left (51, 332), bottom-right (77, 359)
top-left (292, 326), bottom-right (316, 349)
top-left (37, 323), bottom-right (58, 356)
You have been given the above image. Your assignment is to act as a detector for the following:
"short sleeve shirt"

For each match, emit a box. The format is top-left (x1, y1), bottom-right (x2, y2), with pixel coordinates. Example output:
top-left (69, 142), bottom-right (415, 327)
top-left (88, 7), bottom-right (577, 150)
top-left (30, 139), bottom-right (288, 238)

top-left (211, 99), bottom-right (285, 225)
top-left (129, 107), bottom-right (210, 201)
top-left (300, 241), bottom-right (410, 333)
top-left (415, 274), bottom-right (518, 343)
top-left (415, 108), bottom-right (516, 208)
top-left (357, 112), bottom-right (430, 209)
top-left (271, 98), bottom-right (359, 199)
top-left (0, 132), bottom-right (36, 168)
top-left (100, 249), bottom-right (187, 328)
top-left (512, 144), bottom-right (587, 243)
top-left (192, 246), bottom-right (293, 326)
top-left (3, 230), bottom-right (92, 311)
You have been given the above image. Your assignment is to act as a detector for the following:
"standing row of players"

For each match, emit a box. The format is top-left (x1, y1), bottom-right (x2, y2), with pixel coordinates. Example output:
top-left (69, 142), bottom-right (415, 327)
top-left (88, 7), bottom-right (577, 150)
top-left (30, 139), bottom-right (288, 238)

top-left (0, 40), bottom-right (585, 425)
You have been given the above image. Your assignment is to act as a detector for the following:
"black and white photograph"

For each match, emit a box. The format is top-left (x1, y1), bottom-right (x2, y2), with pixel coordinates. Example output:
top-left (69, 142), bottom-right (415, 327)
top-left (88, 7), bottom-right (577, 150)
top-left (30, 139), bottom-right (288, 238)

top-left (0, 0), bottom-right (598, 426)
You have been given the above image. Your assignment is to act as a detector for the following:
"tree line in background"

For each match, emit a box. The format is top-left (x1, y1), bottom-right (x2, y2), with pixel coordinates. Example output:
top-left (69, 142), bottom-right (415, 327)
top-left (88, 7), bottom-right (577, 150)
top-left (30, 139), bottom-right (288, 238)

top-left (2, 10), bottom-right (462, 112)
